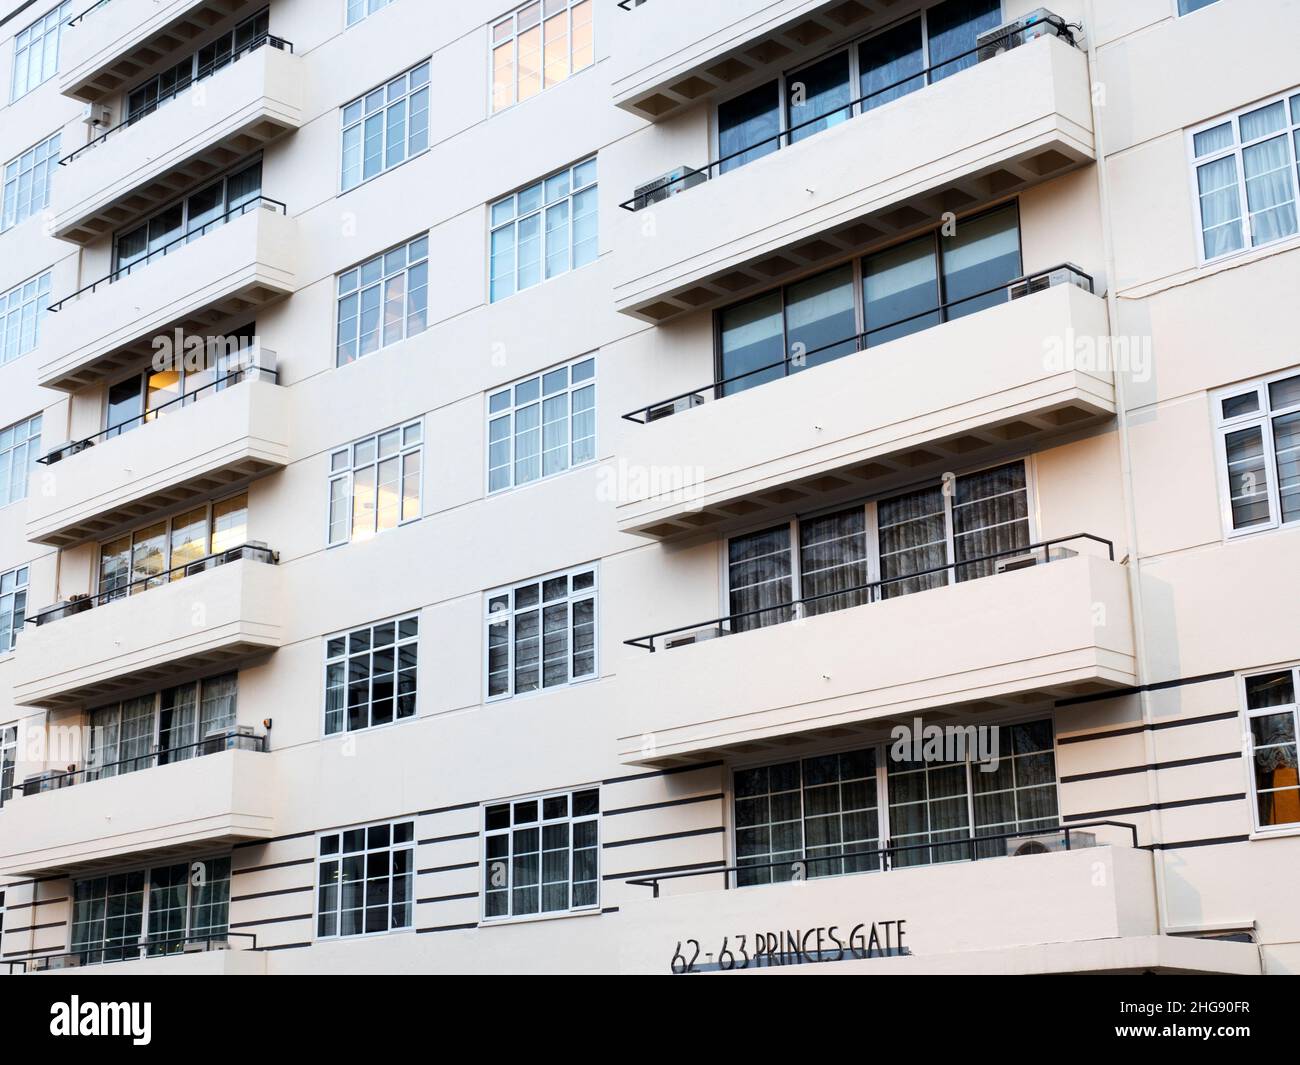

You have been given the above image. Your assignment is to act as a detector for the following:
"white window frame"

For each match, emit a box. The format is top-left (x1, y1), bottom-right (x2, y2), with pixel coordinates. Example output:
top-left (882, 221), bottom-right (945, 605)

top-left (346, 0), bottom-right (395, 26)
top-left (489, 0), bottom-right (594, 115)
top-left (334, 234), bottom-right (430, 366)
top-left (10, 2), bottom-right (71, 101)
top-left (327, 419), bottom-right (423, 547)
top-left (2, 131), bottom-right (61, 232)
top-left (0, 565), bottom-right (30, 655)
top-left (339, 59), bottom-right (430, 192)
top-left (481, 785), bottom-right (601, 922)
top-left (1, 722), bottom-right (17, 806)
top-left (486, 353), bottom-right (596, 494)
top-left (1175, 0), bottom-right (1221, 16)
top-left (322, 613), bottom-right (420, 737)
top-left (0, 413), bottom-right (42, 509)
top-left (315, 818), bottom-right (415, 940)
top-left (1241, 667), bottom-right (1300, 835)
top-left (1, 270), bottom-right (52, 366)
top-left (1212, 368), bottom-right (1300, 539)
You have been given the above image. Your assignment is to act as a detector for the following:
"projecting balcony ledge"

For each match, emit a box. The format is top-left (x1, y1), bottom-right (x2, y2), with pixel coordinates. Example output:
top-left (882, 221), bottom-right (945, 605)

top-left (54, 42), bottom-right (302, 244)
top-left (615, 36), bottom-right (1094, 322)
top-left (616, 553), bottom-right (1135, 767)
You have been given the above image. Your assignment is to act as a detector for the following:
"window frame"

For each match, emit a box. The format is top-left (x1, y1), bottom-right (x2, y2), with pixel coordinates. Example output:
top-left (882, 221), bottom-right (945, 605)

top-left (1175, 0), bottom-right (1221, 16)
top-left (1, 130), bottom-right (61, 232)
top-left (314, 818), bottom-right (416, 940)
top-left (346, 0), bottom-right (396, 27)
top-left (1212, 368), bottom-right (1300, 539)
top-left (489, 0), bottom-right (594, 115)
top-left (326, 419), bottom-right (424, 547)
top-left (0, 565), bottom-right (30, 656)
top-left (0, 413), bottom-right (43, 510)
top-left (339, 59), bottom-right (431, 192)
top-left (333, 234), bottom-right (430, 366)
top-left (322, 613), bottom-right (420, 737)
top-left (1241, 667), bottom-right (1300, 835)
top-left (10, 2), bottom-right (71, 102)
top-left (0, 270), bottom-right (52, 366)
top-left (0, 722), bottom-right (17, 806)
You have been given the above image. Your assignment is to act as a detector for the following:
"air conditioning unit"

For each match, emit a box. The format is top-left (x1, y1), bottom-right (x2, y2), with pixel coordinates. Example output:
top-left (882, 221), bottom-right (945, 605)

top-left (182, 938), bottom-right (230, 954)
top-left (44, 954), bottom-right (82, 970)
top-left (665, 627), bottom-right (723, 650)
top-left (33, 596), bottom-right (94, 624)
top-left (976, 8), bottom-right (1072, 63)
top-left (203, 724), bottom-right (255, 756)
top-left (632, 166), bottom-right (707, 211)
top-left (81, 102), bottom-right (112, 127)
top-left (646, 394), bottom-right (705, 422)
top-left (22, 770), bottom-right (69, 796)
top-left (1008, 264), bottom-right (1090, 300)
top-left (1006, 830), bottom-right (1095, 857)
top-left (994, 553), bottom-right (1041, 574)
top-left (42, 439), bottom-right (94, 464)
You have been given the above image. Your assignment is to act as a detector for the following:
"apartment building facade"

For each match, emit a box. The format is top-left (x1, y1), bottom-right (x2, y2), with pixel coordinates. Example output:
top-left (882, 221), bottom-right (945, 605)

top-left (0, 0), bottom-right (1293, 975)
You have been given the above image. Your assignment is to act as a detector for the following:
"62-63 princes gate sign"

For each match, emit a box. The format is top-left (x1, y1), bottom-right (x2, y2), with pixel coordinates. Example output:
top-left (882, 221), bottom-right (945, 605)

top-left (671, 920), bottom-right (909, 974)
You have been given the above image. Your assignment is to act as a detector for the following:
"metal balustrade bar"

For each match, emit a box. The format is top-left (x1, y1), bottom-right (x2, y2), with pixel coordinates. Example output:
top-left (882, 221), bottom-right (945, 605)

top-left (5, 932), bottom-right (258, 974)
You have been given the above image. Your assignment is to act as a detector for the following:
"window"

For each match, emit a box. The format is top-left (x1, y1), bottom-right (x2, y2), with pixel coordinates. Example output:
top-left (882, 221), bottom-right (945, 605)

top-left (316, 820), bottom-right (414, 937)
top-left (323, 615), bottom-right (419, 735)
top-left (718, 203), bottom-right (1021, 396)
top-left (1191, 90), bottom-right (1300, 262)
top-left (98, 494), bottom-right (248, 599)
top-left (0, 414), bottom-right (42, 508)
top-left (1214, 370), bottom-right (1300, 535)
top-left (1, 723), bottom-right (16, 806)
top-left (335, 236), bottom-right (429, 365)
top-left (1, 271), bottom-right (51, 365)
top-left (0, 566), bottom-right (29, 654)
top-left (340, 60), bottom-right (429, 190)
top-left (10, 2), bottom-right (70, 100)
top-left (1244, 668), bottom-right (1300, 830)
top-left (487, 355), bottom-right (595, 492)
top-left (1178, 0), bottom-right (1220, 13)
top-left (2, 131), bottom-right (60, 231)
top-left (486, 565), bottom-right (596, 699)
top-left (71, 857), bottom-right (231, 963)
top-left (347, 0), bottom-right (395, 26)
top-left (490, 0), bottom-right (593, 113)
top-left (483, 787), bottom-right (599, 918)
top-left (327, 421), bottom-right (422, 545)
top-left (489, 157), bottom-right (597, 301)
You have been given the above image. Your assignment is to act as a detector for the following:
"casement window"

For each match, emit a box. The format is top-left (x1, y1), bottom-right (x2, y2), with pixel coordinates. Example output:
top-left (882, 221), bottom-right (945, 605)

top-left (327, 421), bottom-right (422, 545)
top-left (718, 203), bottom-right (1021, 396)
top-left (487, 355), bottom-right (595, 492)
top-left (316, 820), bottom-right (414, 938)
top-left (71, 857), bottom-right (232, 964)
top-left (335, 236), bottom-right (429, 366)
top-left (0, 566), bottom-right (29, 653)
top-left (483, 787), bottom-right (599, 918)
top-left (1244, 668), bottom-right (1300, 830)
top-left (490, 0), bottom-right (593, 114)
top-left (717, 0), bottom-right (1000, 173)
top-left (10, 2), bottom-right (70, 100)
top-left (486, 565), bottom-right (597, 699)
top-left (340, 60), bottom-right (430, 191)
top-left (489, 157), bottom-right (597, 302)
top-left (114, 160), bottom-right (263, 276)
top-left (2, 131), bottom-right (60, 231)
top-left (1178, 0), bottom-right (1220, 14)
top-left (0, 414), bottom-right (42, 507)
top-left (1, 723), bottom-right (16, 806)
top-left (347, 0), bottom-right (395, 26)
top-left (1213, 370), bottom-right (1300, 536)
top-left (323, 615), bottom-right (419, 736)
top-left (1, 271), bottom-right (51, 366)
top-left (1190, 90), bottom-right (1300, 262)
top-left (98, 494), bottom-right (247, 599)
top-left (86, 675), bottom-right (238, 779)
top-left (727, 460), bottom-right (1031, 632)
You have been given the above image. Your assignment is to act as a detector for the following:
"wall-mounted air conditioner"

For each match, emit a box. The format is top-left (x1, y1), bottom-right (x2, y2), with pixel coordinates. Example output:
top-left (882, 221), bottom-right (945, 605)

top-left (646, 394), bottom-right (705, 422)
top-left (81, 102), bottom-right (112, 127)
top-left (1008, 264), bottom-right (1090, 300)
top-left (202, 724), bottom-right (255, 756)
top-left (665, 627), bottom-right (723, 649)
top-left (1006, 830), bottom-right (1095, 857)
top-left (22, 770), bottom-right (69, 796)
top-left (976, 8), bottom-right (1072, 64)
top-left (632, 166), bottom-right (707, 211)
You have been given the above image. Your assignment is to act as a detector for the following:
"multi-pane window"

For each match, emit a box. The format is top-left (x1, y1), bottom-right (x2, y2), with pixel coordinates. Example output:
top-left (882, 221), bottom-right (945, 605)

top-left (1, 271), bottom-right (51, 365)
top-left (1191, 91), bottom-right (1300, 262)
top-left (323, 615), bottom-right (419, 735)
top-left (1244, 668), bottom-right (1300, 830)
top-left (1178, 0), bottom-right (1220, 14)
top-left (1, 723), bottom-right (16, 806)
top-left (2, 131), bottom-right (60, 231)
top-left (487, 355), bottom-right (595, 492)
top-left (489, 157), bottom-right (597, 301)
top-left (340, 60), bottom-right (430, 190)
top-left (87, 675), bottom-right (238, 778)
top-left (483, 788), bottom-right (599, 918)
top-left (347, 0), bottom-right (396, 26)
top-left (0, 414), bottom-right (42, 508)
top-left (486, 565), bottom-right (596, 699)
top-left (335, 236), bottom-right (429, 366)
top-left (316, 820), bottom-right (414, 937)
top-left (1214, 370), bottom-right (1300, 535)
top-left (490, 0), bottom-right (593, 113)
top-left (10, 2), bottom-right (70, 100)
top-left (0, 566), bottom-right (29, 653)
top-left (71, 857), bottom-right (232, 964)
top-left (327, 421), bottom-right (422, 546)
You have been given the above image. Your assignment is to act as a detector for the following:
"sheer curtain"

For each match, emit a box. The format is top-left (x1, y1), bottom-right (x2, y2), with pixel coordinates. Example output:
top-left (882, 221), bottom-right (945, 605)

top-left (728, 526), bottom-right (792, 632)
top-left (878, 484), bottom-right (948, 598)
top-left (158, 683), bottom-right (198, 764)
top-left (1243, 134), bottom-right (1298, 245)
top-left (1197, 156), bottom-right (1246, 258)
top-left (86, 705), bottom-right (120, 782)
top-left (952, 462), bottom-right (1031, 581)
top-left (859, 17), bottom-right (924, 112)
top-left (199, 673), bottom-right (238, 738)
top-left (799, 508), bottom-right (869, 615)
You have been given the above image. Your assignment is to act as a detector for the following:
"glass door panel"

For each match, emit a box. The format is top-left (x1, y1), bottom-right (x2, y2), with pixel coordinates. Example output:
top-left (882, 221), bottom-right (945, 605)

top-left (859, 17), bottom-right (924, 112)
top-left (728, 524), bottom-right (793, 632)
top-left (785, 264), bottom-right (858, 371)
top-left (786, 51), bottom-right (852, 145)
top-left (940, 203), bottom-right (1021, 321)
top-left (863, 234), bottom-right (940, 346)
top-left (718, 81), bottom-right (780, 173)
top-left (719, 290), bottom-right (785, 396)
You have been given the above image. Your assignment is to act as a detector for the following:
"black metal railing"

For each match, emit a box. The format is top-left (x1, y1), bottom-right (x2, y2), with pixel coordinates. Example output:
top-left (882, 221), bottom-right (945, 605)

top-left (66, 0), bottom-right (111, 27)
top-left (618, 18), bottom-right (1076, 211)
top-left (626, 821), bottom-right (1140, 897)
top-left (625, 534), bottom-right (1114, 652)
top-left (60, 34), bottom-right (296, 166)
top-left (27, 542), bottom-right (278, 628)
top-left (47, 196), bottom-right (287, 312)
top-left (616, 0), bottom-right (644, 9)
top-left (6, 932), bottom-right (257, 974)
top-left (623, 263), bottom-right (1094, 423)
top-left (38, 363), bottom-right (279, 465)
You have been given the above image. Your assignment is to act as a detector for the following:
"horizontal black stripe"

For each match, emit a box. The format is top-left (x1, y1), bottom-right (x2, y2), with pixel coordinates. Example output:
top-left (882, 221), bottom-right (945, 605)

top-left (230, 885), bottom-right (314, 904)
top-left (257, 941), bottom-right (312, 952)
top-left (233, 830), bottom-right (314, 850)
top-left (601, 907), bottom-right (620, 914)
top-left (603, 826), bottom-right (724, 849)
top-left (1060, 751), bottom-right (1240, 784)
top-left (1150, 835), bottom-right (1251, 851)
top-left (230, 913), bottom-right (313, 929)
top-left (1, 896), bottom-right (68, 910)
top-left (1057, 711), bottom-right (1240, 744)
top-left (417, 922), bottom-right (478, 934)
top-left (3, 944), bottom-right (66, 959)
top-left (602, 760), bottom-right (724, 787)
top-left (1063, 793), bottom-right (1247, 821)
top-left (1055, 670), bottom-right (1234, 708)
top-left (418, 831), bottom-right (478, 846)
top-left (416, 801), bottom-right (480, 817)
top-left (604, 858), bottom-right (726, 882)
top-left (418, 861), bottom-right (477, 876)
top-left (233, 857), bottom-right (314, 876)
top-left (417, 892), bottom-right (477, 905)
top-left (604, 793), bottom-right (724, 817)
top-left (3, 920), bottom-right (65, 934)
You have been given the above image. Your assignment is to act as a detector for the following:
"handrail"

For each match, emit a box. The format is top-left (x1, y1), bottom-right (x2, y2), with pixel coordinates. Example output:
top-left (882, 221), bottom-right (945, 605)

top-left (66, 0), bottom-right (111, 27)
top-left (60, 34), bottom-right (296, 166)
top-left (625, 821), bottom-right (1141, 897)
top-left (46, 196), bottom-right (287, 312)
top-left (624, 534), bottom-right (1115, 652)
top-left (26, 543), bottom-right (278, 627)
top-left (37, 364), bottom-right (279, 464)
top-left (6, 932), bottom-right (258, 974)
top-left (622, 264), bottom-right (1094, 423)
top-left (618, 17), bottom-right (1076, 210)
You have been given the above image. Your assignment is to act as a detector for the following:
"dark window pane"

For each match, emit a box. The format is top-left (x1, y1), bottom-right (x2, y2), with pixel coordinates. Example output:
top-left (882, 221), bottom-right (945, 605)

top-left (718, 81), bottom-right (780, 173)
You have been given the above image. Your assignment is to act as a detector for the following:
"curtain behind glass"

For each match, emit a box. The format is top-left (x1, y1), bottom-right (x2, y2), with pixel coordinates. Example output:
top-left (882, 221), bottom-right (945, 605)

top-left (118, 695), bottom-right (156, 775)
top-left (859, 17), bottom-right (924, 112)
top-left (1243, 135), bottom-right (1298, 245)
top-left (87, 705), bottom-right (120, 781)
top-left (887, 755), bottom-right (970, 867)
top-left (878, 484), bottom-right (948, 598)
top-left (718, 81), bottom-right (780, 173)
top-left (927, 0), bottom-right (1002, 82)
top-left (952, 461), bottom-right (1030, 581)
top-left (787, 51), bottom-right (852, 145)
top-left (941, 204), bottom-right (1021, 321)
top-left (1197, 156), bottom-right (1246, 258)
top-left (863, 233), bottom-right (940, 346)
top-left (720, 291), bottom-right (784, 396)
top-left (729, 525), bottom-right (792, 632)
top-left (785, 264), bottom-right (857, 370)
top-left (158, 682), bottom-right (198, 764)
top-left (199, 673), bottom-right (239, 738)
top-left (800, 507), bottom-right (868, 616)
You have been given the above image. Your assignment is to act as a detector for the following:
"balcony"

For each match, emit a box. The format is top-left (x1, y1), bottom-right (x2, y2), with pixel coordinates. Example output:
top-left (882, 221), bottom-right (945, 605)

top-left (12, 548), bottom-right (282, 712)
top-left (10, 940), bottom-right (268, 976)
top-left (618, 276), bottom-right (1113, 540)
top-left (0, 746), bottom-right (273, 879)
top-left (53, 37), bottom-right (302, 244)
top-left (28, 360), bottom-right (288, 549)
top-left (615, 34), bottom-right (1094, 322)
top-left (618, 548), bottom-right (1135, 766)
top-left (39, 201), bottom-right (296, 392)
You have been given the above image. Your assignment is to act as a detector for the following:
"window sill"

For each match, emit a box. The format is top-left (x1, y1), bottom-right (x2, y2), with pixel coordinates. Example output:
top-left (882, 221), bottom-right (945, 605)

top-left (479, 906), bottom-right (603, 930)
top-left (338, 146), bottom-right (431, 198)
top-left (484, 672), bottom-right (601, 705)
top-left (1248, 825), bottom-right (1300, 842)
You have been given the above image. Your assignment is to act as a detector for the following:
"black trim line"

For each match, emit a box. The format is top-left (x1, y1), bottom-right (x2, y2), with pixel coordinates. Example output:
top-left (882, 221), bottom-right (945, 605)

top-left (603, 793), bottom-right (724, 817)
top-left (0, 896), bottom-right (68, 910)
top-left (417, 922), bottom-right (478, 934)
top-left (230, 885), bottom-right (314, 903)
top-left (416, 801), bottom-right (480, 817)
top-left (416, 892), bottom-right (477, 905)
top-left (1055, 671), bottom-right (1235, 708)
top-left (230, 913), bottom-right (312, 928)
top-left (602, 760), bottom-right (724, 787)
top-left (418, 861), bottom-right (477, 875)
top-left (603, 826), bottom-right (724, 849)
top-left (257, 941), bottom-right (311, 952)
top-left (1057, 711), bottom-right (1240, 744)
top-left (1149, 835), bottom-right (1250, 850)
top-left (417, 831), bottom-right (478, 846)
top-left (1063, 793), bottom-right (1247, 821)
top-left (1060, 751), bottom-right (1240, 784)
top-left (233, 830), bottom-right (314, 849)
top-left (233, 857), bottom-right (314, 876)
top-left (603, 858), bottom-right (726, 882)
